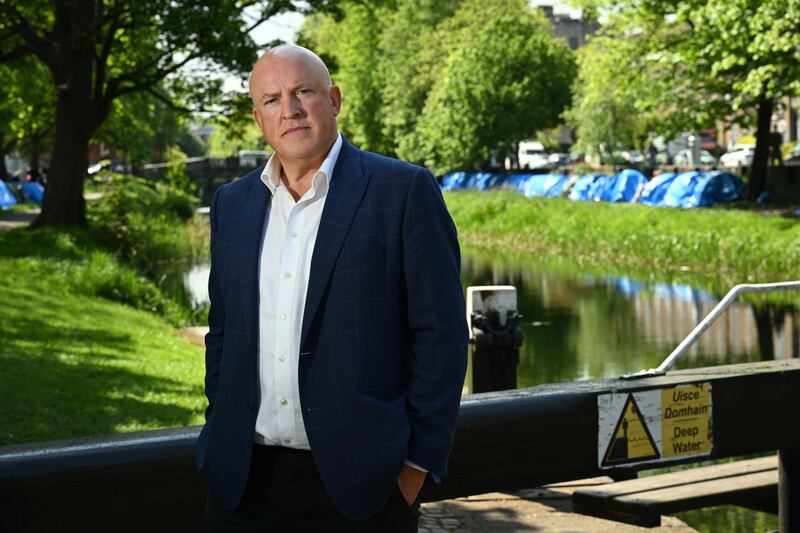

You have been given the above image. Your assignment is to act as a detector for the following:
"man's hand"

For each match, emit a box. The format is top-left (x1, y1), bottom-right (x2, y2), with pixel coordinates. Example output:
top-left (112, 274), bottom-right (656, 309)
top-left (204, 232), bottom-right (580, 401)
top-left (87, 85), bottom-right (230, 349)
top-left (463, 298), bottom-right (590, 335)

top-left (396, 464), bottom-right (426, 505)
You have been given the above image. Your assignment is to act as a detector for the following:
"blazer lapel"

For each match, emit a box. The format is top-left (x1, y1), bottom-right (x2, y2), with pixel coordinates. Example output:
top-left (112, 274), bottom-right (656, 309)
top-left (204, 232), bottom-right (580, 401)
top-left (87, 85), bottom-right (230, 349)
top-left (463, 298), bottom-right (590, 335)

top-left (300, 138), bottom-right (370, 349)
top-left (239, 174), bottom-right (271, 349)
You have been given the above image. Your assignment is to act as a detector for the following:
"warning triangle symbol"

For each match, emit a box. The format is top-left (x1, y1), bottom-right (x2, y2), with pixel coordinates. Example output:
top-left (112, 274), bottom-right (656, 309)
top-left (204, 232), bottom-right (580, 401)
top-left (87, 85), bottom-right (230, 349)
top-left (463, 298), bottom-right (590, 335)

top-left (602, 393), bottom-right (660, 467)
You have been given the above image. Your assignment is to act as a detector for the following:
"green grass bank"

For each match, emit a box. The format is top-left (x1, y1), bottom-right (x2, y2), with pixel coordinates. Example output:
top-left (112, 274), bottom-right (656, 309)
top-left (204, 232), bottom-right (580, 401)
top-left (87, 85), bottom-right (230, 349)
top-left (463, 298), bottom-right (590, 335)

top-left (0, 228), bottom-right (206, 445)
top-left (445, 191), bottom-right (800, 294)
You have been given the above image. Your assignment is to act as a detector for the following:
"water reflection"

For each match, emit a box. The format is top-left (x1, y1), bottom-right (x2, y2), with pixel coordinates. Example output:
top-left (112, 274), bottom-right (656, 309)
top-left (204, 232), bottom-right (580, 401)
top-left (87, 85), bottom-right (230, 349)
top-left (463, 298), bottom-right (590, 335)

top-left (177, 252), bottom-right (799, 387)
top-left (183, 264), bottom-right (210, 308)
top-left (461, 251), bottom-right (799, 390)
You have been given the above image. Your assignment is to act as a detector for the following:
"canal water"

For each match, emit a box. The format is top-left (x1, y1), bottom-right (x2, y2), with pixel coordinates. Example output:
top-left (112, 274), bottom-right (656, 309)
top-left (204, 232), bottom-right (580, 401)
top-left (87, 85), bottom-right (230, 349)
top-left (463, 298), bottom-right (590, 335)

top-left (173, 248), bottom-right (792, 532)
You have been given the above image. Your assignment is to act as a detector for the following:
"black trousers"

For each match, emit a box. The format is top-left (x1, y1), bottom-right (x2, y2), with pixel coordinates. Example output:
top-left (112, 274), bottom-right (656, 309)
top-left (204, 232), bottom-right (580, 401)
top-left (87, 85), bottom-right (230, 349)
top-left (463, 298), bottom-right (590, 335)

top-left (206, 445), bottom-right (421, 533)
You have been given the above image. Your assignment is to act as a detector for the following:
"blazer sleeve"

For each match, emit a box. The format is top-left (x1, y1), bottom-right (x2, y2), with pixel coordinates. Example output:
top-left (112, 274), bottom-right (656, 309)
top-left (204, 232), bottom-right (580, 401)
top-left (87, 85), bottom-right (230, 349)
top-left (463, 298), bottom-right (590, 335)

top-left (203, 187), bottom-right (225, 421)
top-left (401, 167), bottom-right (468, 482)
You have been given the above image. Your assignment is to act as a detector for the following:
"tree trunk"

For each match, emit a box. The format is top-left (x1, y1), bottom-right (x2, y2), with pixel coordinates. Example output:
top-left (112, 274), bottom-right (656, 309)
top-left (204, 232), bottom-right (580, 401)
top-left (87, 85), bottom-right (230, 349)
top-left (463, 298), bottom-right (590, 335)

top-left (747, 96), bottom-right (773, 202)
top-left (31, 111), bottom-right (91, 228)
top-left (31, 0), bottom-right (105, 229)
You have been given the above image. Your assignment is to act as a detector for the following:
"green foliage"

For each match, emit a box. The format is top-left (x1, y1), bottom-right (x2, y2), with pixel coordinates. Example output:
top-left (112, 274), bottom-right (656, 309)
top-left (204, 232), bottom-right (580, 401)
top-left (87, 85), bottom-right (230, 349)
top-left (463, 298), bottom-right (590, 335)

top-left (87, 174), bottom-right (201, 274)
top-left (0, 57), bottom-right (54, 163)
top-left (301, 0), bottom-right (576, 171)
top-left (207, 120), bottom-right (268, 157)
top-left (565, 36), bottom-right (655, 157)
top-left (0, 228), bottom-right (184, 323)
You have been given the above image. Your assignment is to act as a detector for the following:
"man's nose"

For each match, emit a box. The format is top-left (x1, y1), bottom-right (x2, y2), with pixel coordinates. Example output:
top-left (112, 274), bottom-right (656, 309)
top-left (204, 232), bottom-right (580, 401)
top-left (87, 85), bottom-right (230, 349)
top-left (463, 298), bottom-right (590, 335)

top-left (281, 94), bottom-right (302, 118)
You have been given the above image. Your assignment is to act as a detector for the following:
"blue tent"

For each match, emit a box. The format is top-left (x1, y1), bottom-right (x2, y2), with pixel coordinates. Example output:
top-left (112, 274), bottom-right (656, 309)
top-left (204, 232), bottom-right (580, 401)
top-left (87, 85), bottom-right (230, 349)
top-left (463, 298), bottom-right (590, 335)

top-left (587, 175), bottom-right (613, 201)
top-left (640, 172), bottom-right (678, 206)
top-left (662, 171), bottom-right (705, 207)
top-left (599, 169), bottom-right (647, 203)
top-left (661, 171), bottom-right (744, 208)
top-left (441, 172), bottom-right (509, 191)
top-left (688, 171), bottom-right (744, 207)
top-left (504, 173), bottom-right (533, 190)
top-left (518, 173), bottom-right (569, 198)
top-left (0, 180), bottom-right (17, 210)
top-left (22, 181), bottom-right (44, 204)
top-left (569, 174), bottom-right (609, 201)
top-left (440, 172), bottom-right (467, 191)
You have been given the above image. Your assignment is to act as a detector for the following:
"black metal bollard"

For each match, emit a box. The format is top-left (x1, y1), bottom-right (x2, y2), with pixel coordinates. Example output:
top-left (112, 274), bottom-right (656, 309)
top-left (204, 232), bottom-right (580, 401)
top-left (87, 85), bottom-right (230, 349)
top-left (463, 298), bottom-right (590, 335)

top-left (471, 308), bottom-right (523, 393)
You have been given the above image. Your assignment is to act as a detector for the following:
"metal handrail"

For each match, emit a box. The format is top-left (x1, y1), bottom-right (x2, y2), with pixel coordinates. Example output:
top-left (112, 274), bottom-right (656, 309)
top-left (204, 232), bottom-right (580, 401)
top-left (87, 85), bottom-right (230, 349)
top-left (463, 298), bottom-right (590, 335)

top-left (623, 280), bottom-right (800, 379)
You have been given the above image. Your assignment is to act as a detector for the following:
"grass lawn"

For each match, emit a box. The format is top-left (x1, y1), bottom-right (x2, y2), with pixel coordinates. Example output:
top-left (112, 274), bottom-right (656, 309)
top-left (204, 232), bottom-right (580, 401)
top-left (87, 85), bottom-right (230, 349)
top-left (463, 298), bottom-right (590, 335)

top-left (445, 191), bottom-right (800, 293)
top-left (0, 228), bottom-right (205, 445)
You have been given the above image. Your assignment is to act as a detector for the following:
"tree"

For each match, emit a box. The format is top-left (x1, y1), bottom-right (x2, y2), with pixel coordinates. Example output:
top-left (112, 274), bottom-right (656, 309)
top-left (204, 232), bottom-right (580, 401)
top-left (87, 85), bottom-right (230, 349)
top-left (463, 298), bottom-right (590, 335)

top-left (0, 0), bottom-right (340, 228)
top-left (578, 0), bottom-right (800, 201)
top-left (564, 36), bottom-right (657, 161)
top-left (408, 4), bottom-right (576, 172)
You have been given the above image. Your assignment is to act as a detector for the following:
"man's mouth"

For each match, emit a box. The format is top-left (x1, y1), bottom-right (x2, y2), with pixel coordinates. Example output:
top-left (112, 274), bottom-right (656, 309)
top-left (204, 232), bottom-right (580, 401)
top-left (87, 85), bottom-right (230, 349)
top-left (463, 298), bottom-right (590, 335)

top-left (283, 126), bottom-right (309, 136)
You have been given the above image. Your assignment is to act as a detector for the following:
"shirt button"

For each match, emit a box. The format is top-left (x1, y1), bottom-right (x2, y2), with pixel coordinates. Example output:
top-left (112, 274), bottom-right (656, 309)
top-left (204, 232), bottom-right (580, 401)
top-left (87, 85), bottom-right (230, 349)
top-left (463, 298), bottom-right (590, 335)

top-left (284, 439), bottom-right (292, 445)
top-left (278, 355), bottom-right (286, 362)
top-left (284, 272), bottom-right (292, 279)
top-left (280, 313), bottom-right (287, 320)
top-left (280, 399), bottom-right (288, 406)
top-left (291, 231), bottom-right (298, 238)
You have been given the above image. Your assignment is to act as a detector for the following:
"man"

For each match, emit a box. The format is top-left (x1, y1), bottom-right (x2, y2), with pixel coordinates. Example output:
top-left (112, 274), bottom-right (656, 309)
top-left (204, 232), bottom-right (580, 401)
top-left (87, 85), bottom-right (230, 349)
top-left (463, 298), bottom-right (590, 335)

top-left (196, 45), bottom-right (468, 532)
top-left (769, 126), bottom-right (783, 167)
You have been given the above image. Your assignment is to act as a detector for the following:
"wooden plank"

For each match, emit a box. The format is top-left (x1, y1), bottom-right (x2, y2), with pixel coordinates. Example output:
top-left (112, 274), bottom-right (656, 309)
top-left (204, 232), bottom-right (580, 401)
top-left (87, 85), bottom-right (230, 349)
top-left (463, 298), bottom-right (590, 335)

top-left (575, 456), bottom-right (776, 500)
top-left (612, 469), bottom-right (777, 516)
top-left (573, 457), bottom-right (778, 526)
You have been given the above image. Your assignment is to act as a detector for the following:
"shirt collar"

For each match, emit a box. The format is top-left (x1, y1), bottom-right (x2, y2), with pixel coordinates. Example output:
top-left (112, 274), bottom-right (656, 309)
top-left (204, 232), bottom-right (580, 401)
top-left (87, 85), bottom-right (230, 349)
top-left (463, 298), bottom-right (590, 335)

top-left (261, 132), bottom-right (343, 195)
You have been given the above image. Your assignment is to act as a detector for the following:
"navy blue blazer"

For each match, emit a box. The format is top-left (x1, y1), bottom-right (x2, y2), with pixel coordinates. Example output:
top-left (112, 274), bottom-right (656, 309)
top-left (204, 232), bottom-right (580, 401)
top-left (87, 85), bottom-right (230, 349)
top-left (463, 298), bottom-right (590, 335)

top-left (196, 137), bottom-right (468, 520)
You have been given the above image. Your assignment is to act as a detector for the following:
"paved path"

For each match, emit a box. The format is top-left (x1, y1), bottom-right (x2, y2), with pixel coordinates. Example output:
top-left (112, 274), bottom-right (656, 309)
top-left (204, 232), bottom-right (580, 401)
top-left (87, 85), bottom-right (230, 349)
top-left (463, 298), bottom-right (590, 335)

top-left (0, 209), bottom-right (38, 230)
top-left (419, 486), bottom-right (696, 532)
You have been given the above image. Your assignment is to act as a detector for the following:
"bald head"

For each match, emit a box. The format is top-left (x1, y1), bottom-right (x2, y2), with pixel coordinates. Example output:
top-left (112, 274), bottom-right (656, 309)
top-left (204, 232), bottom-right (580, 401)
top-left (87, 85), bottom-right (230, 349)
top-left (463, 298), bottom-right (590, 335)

top-left (249, 45), bottom-right (332, 104)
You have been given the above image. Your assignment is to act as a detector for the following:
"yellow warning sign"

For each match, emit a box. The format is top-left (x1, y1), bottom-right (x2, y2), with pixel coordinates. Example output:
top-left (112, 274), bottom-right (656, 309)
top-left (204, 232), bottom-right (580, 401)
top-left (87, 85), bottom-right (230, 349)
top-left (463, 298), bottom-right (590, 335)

top-left (662, 384), bottom-right (713, 458)
top-left (602, 394), bottom-right (660, 466)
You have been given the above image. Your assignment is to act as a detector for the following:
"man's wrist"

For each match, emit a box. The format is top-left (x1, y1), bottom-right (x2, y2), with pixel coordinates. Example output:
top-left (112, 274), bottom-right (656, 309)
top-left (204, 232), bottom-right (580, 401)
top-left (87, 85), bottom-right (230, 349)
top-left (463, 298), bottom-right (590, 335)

top-left (404, 459), bottom-right (428, 473)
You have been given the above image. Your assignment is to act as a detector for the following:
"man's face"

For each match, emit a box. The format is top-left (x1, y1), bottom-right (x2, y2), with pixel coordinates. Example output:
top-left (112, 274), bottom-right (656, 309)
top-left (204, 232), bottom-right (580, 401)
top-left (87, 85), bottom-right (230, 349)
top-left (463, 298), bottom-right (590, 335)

top-left (250, 52), bottom-right (341, 165)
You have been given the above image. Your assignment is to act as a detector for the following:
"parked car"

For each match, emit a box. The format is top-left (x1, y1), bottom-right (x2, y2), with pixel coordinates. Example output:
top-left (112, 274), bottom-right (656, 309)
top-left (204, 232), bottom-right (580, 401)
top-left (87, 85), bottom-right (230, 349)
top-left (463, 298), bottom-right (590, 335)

top-left (673, 149), bottom-right (717, 167)
top-left (719, 145), bottom-right (754, 168)
top-left (518, 141), bottom-right (548, 169)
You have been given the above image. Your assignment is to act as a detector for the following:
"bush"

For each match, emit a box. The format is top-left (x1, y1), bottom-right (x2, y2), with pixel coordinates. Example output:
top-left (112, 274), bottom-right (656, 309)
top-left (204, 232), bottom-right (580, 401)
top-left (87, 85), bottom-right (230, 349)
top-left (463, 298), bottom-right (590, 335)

top-left (0, 228), bottom-right (185, 324)
top-left (87, 174), bottom-right (200, 274)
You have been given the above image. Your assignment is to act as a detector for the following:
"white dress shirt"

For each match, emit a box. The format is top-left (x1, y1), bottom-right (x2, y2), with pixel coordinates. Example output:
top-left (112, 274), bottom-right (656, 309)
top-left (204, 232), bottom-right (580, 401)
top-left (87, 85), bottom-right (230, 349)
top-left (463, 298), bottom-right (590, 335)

top-left (254, 133), bottom-right (342, 449)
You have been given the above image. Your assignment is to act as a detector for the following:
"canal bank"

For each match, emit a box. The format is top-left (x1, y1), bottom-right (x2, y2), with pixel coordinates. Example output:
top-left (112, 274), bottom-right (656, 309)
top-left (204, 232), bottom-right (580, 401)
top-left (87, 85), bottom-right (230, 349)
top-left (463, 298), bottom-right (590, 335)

top-left (444, 191), bottom-right (800, 300)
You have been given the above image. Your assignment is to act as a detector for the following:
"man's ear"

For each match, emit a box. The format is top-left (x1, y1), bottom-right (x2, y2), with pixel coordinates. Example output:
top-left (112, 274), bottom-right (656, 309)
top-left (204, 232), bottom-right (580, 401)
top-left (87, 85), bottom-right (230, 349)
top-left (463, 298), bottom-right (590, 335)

top-left (252, 108), bottom-right (262, 128)
top-left (330, 85), bottom-right (342, 117)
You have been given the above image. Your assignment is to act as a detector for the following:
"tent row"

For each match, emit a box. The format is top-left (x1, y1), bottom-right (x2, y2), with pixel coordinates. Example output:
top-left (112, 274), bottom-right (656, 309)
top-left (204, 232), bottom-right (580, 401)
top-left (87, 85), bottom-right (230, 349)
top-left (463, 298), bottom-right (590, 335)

top-left (440, 169), bottom-right (745, 208)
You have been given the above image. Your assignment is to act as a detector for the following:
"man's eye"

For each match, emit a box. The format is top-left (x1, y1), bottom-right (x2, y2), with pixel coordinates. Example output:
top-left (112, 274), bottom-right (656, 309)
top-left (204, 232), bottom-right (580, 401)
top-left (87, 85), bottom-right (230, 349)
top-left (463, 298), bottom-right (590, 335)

top-left (264, 99), bottom-right (277, 106)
